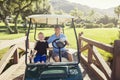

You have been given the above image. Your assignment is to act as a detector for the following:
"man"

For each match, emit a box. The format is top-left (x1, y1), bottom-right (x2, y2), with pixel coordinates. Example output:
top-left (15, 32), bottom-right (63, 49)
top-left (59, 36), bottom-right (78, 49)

top-left (47, 26), bottom-right (73, 62)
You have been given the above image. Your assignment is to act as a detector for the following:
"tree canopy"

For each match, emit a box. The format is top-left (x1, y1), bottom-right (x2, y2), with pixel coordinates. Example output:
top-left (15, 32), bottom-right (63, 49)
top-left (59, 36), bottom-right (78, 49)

top-left (0, 0), bottom-right (51, 34)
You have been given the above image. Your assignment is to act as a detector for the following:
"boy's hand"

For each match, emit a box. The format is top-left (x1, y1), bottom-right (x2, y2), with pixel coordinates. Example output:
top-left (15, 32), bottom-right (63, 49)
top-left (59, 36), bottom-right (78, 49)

top-left (29, 53), bottom-right (34, 59)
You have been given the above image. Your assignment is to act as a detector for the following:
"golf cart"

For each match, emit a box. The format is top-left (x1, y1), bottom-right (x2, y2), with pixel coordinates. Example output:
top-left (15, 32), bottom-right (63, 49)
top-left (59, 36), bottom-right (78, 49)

top-left (24, 14), bottom-right (83, 80)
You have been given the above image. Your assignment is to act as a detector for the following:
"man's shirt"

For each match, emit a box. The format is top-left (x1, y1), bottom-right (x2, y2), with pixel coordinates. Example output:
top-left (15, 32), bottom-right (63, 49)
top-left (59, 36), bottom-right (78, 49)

top-left (47, 33), bottom-right (67, 53)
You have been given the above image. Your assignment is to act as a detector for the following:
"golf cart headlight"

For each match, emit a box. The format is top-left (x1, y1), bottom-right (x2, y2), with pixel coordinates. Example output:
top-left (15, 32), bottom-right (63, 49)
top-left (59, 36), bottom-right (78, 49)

top-left (69, 69), bottom-right (78, 75)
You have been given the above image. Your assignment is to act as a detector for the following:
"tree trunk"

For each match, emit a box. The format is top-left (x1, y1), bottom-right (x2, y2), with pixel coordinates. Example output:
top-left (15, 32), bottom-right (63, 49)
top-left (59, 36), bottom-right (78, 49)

top-left (14, 20), bottom-right (18, 33)
top-left (3, 19), bottom-right (14, 34)
top-left (14, 13), bottom-right (19, 33)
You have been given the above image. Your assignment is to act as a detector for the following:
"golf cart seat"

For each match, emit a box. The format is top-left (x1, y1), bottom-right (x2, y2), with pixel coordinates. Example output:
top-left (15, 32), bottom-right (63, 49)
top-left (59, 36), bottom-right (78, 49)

top-left (45, 36), bottom-right (50, 40)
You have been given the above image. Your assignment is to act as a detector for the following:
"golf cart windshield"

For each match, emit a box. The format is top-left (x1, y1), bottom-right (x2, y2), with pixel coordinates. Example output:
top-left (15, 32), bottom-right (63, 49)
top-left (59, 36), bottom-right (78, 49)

top-left (25, 14), bottom-right (80, 66)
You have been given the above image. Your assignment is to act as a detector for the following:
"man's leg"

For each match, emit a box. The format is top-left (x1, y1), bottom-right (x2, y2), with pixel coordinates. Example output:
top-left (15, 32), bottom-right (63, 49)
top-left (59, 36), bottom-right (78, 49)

top-left (52, 52), bottom-right (60, 62)
top-left (54, 56), bottom-right (60, 62)
top-left (62, 51), bottom-right (73, 62)
top-left (67, 52), bottom-right (73, 62)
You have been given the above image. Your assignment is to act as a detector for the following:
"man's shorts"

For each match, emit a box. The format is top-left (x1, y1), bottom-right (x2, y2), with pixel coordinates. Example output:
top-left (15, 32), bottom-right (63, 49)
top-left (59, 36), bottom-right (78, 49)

top-left (34, 54), bottom-right (46, 63)
top-left (52, 51), bottom-right (69, 60)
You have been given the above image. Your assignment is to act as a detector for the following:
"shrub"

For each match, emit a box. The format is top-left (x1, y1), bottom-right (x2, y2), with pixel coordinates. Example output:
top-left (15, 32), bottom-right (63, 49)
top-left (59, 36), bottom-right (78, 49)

top-left (84, 23), bottom-right (101, 29)
top-left (103, 23), bottom-right (115, 28)
top-left (75, 23), bottom-right (84, 28)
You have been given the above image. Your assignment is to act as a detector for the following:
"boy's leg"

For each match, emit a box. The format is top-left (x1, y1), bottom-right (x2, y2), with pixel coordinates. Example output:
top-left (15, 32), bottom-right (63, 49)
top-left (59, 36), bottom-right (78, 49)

top-left (41, 55), bottom-right (47, 63)
top-left (34, 55), bottom-right (41, 63)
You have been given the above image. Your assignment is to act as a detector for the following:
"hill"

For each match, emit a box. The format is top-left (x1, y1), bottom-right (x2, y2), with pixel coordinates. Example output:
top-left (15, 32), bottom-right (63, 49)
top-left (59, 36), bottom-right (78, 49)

top-left (50, 0), bottom-right (115, 17)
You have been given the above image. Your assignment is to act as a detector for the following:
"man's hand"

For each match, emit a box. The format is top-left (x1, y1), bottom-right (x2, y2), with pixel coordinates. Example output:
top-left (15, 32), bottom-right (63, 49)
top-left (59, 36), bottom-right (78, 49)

top-left (66, 40), bottom-right (70, 46)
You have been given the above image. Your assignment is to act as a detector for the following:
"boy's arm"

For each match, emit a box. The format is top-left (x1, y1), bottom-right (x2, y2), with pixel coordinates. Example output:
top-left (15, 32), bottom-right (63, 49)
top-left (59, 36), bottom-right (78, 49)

top-left (30, 42), bottom-right (37, 57)
top-left (29, 50), bottom-right (36, 59)
top-left (32, 50), bottom-right (37, 55)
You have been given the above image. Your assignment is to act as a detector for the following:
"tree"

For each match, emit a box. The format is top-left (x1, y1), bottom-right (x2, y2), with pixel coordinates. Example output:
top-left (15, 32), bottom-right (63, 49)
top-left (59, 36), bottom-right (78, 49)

top-left (0, 0), bottom-right (52, 34)
top-left (88, 10), bottom-right (96, 22)
top-left (70, 7), bottom-right (84, 24)
top-left (114, 5), bottom-right (120, 27)
top-left (7, 0), bottom-right (33, 33)
top-left (96, 15), bottom-right (118, 27)
top-left (97, 15), bottom-right (109, 24)
top-left (70, 7), bottom-right (83, 18)
top-left (114, 5), bottom-right (120, 20)
top-left (34, 0), bottom-right (51, 14)
top-left (0, 0), bottom-right (14, 33)
top-left (0, 0), bottom-right (33, 33)
top-left (89, 10), bottom-right (95, 17)
top-left (55, 10), bottom-right (65, 15)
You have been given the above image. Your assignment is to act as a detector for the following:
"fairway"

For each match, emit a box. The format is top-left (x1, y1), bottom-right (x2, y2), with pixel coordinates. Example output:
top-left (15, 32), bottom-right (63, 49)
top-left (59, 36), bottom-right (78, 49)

top-left (1, 28), bottom-right (119, 44)
top-left (0, 28), bottom-right (119, 61)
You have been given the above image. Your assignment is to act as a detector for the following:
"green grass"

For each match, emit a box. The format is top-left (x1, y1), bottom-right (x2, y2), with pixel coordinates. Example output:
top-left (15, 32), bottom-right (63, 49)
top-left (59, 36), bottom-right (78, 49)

top-left (81, 28), bottom-right (119, 44)
top-left (0, 23), bottom-right (22, 26)
top-left (0, 47), bottom-right (9, 59)
top-left (0, 27), bottom-right (119, 61)
top-left (0, 33), bottom-right (25, 40)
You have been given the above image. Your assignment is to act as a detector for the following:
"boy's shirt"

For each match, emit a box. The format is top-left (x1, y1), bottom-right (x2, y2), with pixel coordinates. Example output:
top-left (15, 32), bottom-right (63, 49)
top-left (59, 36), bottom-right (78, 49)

top-left (47, 33), bottom-right (67, 53)
top-left (34, 41), bottom-right (48, 56)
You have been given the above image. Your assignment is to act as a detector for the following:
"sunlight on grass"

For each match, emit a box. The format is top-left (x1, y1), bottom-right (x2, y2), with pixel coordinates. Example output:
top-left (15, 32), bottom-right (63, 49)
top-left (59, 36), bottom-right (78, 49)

top-left (82, 28), bottom-right (119, 44)
top-left (0, 33), bottom-right (25, 40)
top-left (0, 22), bottom-right (22, 27)
top-left (0, 47), bottom-right (9, 59)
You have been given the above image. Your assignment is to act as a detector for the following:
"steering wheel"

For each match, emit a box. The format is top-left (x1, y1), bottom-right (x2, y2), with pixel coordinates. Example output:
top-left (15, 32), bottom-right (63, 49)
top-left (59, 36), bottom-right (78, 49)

top-left (52, 38), bottom-right (67, 49)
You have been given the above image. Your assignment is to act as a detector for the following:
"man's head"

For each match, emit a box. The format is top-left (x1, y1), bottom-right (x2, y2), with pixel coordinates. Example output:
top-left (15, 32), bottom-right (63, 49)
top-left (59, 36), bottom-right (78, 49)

top-left (54, 26), bottom-right (62, 35)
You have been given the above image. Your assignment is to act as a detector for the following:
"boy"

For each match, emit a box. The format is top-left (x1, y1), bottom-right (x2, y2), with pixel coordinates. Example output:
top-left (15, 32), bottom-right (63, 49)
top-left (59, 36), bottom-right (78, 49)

top-left (32, 32), bottom-right (48, 63)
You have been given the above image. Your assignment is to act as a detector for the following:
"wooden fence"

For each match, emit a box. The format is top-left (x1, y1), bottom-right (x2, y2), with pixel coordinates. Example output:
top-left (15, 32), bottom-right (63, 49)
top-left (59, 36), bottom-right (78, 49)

top-left (0, 37), bottom-right (26, 79)
top-left (78, 32), bottom-right (120, 80)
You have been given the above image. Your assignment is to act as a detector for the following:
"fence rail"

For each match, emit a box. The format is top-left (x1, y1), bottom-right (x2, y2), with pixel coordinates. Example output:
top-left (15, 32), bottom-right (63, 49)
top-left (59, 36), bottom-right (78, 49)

top-left (0, 37), bottom-right (26, 79)
top-left (79, 32), bottom-right (120, 80)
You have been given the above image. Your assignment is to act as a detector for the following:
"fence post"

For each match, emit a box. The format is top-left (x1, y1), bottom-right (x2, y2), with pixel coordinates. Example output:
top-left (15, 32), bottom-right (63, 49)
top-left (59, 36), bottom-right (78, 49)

top-left (88, 44), bottom-right (93, 64)
top-left (13, 48), bottom-right (19, 64)
top-left (79, 32), bottom-right (83, 49)
top-left (111, 40), bottom-right (120, 80)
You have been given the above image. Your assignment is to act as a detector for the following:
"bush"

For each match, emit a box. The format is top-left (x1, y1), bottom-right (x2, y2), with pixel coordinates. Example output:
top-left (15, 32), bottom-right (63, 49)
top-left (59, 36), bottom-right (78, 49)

top-left (103, 23), bottom-right (115, 28)
top-left (84, 23), bottom-right (101, 29)
top-left (75, 23), bottom-right (84, 28)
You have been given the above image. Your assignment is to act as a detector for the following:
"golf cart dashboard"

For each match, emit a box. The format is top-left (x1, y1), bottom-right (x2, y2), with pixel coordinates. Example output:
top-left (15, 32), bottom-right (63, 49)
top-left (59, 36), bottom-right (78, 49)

top-left (24, 64), bottom-right (82, 80)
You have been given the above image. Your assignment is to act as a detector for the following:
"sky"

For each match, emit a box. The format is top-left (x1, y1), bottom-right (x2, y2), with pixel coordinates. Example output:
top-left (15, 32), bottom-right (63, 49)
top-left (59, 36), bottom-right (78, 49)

top-left (67, 0), bottom-right (120, 9)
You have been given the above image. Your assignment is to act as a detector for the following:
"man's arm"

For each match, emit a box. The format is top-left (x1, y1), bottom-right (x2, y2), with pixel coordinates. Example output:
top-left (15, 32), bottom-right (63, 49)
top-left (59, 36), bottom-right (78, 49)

top-left (66, 40), bottom-right (70, 46)
top-left (47, 35), bottom-right (54, 44)
top-left (62, 34), bottom-right (70, 46)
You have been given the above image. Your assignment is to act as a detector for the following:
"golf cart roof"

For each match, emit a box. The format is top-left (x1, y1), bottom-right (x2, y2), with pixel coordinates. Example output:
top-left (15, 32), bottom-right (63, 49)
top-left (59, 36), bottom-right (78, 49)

top-left (26, 14), bottom-right (74, 24)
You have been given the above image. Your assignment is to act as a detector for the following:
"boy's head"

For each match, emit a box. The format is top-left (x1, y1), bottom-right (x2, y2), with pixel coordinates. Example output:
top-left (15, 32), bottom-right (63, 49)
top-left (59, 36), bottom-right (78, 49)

top-left (38, 32), bottom-right (44, 40)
